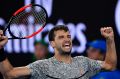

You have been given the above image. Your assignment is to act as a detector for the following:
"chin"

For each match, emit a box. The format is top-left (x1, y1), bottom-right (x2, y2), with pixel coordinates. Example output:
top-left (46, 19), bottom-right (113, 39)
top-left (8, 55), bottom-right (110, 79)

top-left (58, 47), bottom-right (72, 55)
top-left (63, 48), bottom-right (71, 52)
top-left (62, 50), bottom-right (71, 55)
top-left (64, 50), bottom-right (71, 53)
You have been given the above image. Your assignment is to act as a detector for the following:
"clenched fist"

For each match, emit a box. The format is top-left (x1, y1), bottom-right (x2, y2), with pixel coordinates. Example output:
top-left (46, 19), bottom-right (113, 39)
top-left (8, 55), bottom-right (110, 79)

top-left (100, 27), bottom-right (114, 39)
top-left (0, 30), bottom-right (8, 49)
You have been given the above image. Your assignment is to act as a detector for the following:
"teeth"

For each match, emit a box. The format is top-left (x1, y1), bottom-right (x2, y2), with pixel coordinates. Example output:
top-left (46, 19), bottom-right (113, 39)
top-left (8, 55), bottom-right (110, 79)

top-left (63, 43), bottom-right (71, 48)
top-left (65, 46), bottom-right (70, 48)
top-left (65, 43), bottom-right (70, 45)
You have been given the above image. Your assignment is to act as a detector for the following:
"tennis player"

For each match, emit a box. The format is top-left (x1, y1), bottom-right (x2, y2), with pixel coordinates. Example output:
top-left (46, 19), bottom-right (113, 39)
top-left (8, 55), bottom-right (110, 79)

top-left (0, 25), bottom-right (117, 79)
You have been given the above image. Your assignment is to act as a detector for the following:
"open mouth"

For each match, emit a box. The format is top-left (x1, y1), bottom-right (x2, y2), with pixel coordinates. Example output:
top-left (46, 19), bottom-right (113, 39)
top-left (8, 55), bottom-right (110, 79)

top-left (63, 43), bottom-right (71, 49)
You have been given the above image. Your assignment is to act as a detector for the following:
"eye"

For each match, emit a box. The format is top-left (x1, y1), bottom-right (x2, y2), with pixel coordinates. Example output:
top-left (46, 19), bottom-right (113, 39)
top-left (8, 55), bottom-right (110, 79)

top-left (67, 35), bottom-right (71, 38)
top-left (59, 36), bottom-right (64, 39)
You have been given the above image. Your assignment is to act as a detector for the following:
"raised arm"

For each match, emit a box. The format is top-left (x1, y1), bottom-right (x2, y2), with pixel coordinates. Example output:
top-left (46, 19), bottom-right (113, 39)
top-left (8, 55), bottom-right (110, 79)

top-left (0, 30), bottom-right (31, 79)
top-left (100, 27), bottom-right (117, 70)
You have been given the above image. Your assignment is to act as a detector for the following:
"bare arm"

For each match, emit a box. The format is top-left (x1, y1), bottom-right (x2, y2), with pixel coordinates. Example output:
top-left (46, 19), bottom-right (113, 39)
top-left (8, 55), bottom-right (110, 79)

top-left (0, 30), bottom-right (31, 79)
top-left (0, 59), bottom-right (13, 76)
top-left (101, 27), bottom-right (117, 70)
top-left (0, 59), bottom-right (31, 79)
top-left (5, 67), bottom-right (30, 79)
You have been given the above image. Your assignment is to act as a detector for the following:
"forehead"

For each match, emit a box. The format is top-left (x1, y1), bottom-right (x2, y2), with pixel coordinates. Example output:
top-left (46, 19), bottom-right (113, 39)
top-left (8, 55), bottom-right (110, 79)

top-left (54, 30), bottom-right (70, 36)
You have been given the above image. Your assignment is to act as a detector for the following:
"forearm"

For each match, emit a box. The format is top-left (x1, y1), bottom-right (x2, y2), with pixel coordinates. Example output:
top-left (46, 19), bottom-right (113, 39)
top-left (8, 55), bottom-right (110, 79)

top-left (0, 63), bottom-right (30, 79)
top-left (0, 58), bottom-right (13, 75)
top-left (5, 67), bottom-right (31, 79)
top-left (105, 37), bottom-right (117, 69)
top-left (0, 50), bottom-right (30, 78)
top-left (0, 48), bottom-right (13, 75)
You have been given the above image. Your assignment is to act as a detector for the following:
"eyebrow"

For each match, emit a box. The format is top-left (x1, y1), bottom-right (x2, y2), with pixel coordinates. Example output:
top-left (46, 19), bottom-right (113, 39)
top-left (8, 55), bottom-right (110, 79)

top-left (58, 35), bottom-right (71, 37)
top-left (67, 35), bottom-right (71, 36)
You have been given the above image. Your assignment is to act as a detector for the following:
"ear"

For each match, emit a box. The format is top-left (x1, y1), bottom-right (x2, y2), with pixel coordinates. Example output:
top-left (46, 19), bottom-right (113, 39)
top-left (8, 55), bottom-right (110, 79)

top-left (50, 41), bottom-right (55, 48)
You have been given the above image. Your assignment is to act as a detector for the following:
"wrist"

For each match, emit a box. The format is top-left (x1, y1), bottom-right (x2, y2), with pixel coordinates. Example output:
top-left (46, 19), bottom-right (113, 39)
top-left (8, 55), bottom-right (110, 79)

top-left (0, 48), bottom-right (7, 62)
top-left (106, 36), bottom-right (114, 41)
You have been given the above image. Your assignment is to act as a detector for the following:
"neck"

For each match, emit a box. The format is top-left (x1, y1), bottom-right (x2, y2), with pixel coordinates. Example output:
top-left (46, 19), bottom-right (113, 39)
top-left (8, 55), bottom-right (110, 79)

top-left (54, 50), bottom-right (72, 64)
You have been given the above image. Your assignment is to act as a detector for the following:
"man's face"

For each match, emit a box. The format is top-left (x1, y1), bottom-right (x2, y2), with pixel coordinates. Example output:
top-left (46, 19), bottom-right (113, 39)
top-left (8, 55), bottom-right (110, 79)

top-left (87, 47), bottom-right (104, 60)
top-left (34, 43), bottom-right (47, 60)
top-left (52, 30), bottom-right (72, 55)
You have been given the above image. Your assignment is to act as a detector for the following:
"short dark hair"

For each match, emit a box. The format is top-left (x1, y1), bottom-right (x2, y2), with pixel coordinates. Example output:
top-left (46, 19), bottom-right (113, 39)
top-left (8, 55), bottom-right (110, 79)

top-left (48, 25), bottom-right (69, 41)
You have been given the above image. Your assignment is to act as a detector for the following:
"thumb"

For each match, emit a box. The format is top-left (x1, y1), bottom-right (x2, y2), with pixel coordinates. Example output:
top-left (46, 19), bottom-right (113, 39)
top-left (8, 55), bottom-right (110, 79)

top-left (0, 36), bottom-right (8, 49)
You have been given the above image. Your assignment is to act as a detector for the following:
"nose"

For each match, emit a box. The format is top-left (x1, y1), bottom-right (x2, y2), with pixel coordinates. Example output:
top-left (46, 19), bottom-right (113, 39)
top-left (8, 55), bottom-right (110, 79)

top-left (64, 37), bottom-right (71, 45)
top-left (64, 37), bottom-right (70, 42)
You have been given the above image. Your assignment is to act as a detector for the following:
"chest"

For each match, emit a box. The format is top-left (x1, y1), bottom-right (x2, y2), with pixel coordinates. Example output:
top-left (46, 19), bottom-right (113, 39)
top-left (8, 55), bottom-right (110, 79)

top-left (41, 62), bottom-right (88, 79)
